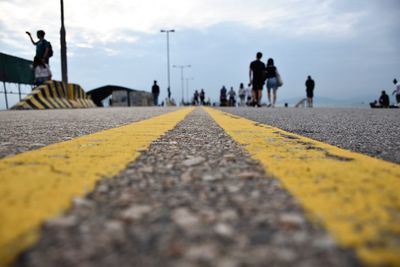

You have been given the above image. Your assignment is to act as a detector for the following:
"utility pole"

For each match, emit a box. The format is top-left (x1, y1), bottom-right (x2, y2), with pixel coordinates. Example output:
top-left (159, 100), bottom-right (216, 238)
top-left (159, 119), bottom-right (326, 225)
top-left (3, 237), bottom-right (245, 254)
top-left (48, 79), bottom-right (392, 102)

top-left (173, 65), bottom-right (191, 105)
top-left (60, 0), bottom-right (68, 85)
top-left (185, 77), bottom-right (194, 103)
top-left (160, 29), bottom-right (175, 98)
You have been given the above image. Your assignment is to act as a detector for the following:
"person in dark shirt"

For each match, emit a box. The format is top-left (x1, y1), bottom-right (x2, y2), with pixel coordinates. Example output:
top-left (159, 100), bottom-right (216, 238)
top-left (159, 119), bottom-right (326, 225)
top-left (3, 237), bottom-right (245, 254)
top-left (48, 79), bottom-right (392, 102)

top-left (152, 80), bottom-right (160, 106)
top-left (220, 86), bottom-right (227, 106)
top-left (379, 90), bottom-right (390, 108)
top-left (26, 30), bottom-right (50, 64)
top-left (249, 52), bottom-right (266, 107)
top-left (305, 76), bottom-right (315, 108)
top-left (200, 89), bottom-right (205, 105)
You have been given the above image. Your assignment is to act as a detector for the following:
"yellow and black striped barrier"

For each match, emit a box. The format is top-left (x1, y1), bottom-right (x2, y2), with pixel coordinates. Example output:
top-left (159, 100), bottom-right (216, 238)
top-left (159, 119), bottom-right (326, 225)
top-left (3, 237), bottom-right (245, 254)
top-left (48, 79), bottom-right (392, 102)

top-left (11, 80), bottom-right (96, 110)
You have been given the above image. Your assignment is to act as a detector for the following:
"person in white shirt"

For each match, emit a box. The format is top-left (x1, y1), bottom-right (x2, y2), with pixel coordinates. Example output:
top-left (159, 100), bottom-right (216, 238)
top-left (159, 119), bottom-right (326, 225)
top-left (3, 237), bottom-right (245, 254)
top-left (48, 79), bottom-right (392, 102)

top-left (238, 83), bottom-right (246, 107)
top-left (392, 79), bottom-right (400, 106)
top-left (33, 56), bottom-right (52, 86)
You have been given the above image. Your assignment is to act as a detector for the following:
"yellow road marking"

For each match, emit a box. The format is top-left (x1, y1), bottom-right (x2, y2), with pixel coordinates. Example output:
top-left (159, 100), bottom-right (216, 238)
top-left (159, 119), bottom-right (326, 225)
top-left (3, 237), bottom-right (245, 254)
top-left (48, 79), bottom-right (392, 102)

top-left (205, 107), bottom-right (400, 267)
top-left (0, 108), bottom-right (193, 267)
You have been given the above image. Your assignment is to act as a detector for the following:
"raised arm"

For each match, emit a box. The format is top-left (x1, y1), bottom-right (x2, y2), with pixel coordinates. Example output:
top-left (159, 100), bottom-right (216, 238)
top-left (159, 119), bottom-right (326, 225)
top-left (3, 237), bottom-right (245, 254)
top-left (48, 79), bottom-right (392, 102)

top-left (26, 31), bottom-right (37, 45)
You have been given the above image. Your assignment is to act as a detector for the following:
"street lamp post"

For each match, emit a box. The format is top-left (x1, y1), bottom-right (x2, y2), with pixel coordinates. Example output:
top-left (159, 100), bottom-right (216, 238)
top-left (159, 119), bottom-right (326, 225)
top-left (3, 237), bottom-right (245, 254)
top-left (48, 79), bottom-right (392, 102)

top-left (185, 77), bottom-right (194, 103)
top-left (160, 29), bottom-right (175, 98)
top-left (60, 0), bottom-right (68, 85)
top-left (173, 65), bottom-right (191, 105)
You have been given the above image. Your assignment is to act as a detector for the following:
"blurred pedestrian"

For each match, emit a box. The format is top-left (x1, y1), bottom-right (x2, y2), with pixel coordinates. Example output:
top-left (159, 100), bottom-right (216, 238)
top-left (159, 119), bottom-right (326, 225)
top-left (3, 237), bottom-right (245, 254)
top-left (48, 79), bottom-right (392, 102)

top-left (249, 52), bottom-right (266, 107)
top-left (265, 58), bottom-right (282, 107)
top-left (200, 89), bottom-right (205, 105)
top-left (152, 80), bottom-right (160, 106)
top-left (392, 79), bottom-right (400, 106)
top-left (238, 83), bottom-right (246, 106)
top-left (33, 56), bottom-right (52, 86)
top-left (220, 86), bottom-right (227, 106)
top-left (245, 83), bottom-right (252, 106)
top-left (379, 90), bottom-right (390, 108)
top-left (194, 90), bottom-right (200, 105)
top-left (228, 87), bottom-right (236, 106)
top-left (26, 30), bottom-right (52, 64)
top-left (305, 76), bottom-right (315, 108)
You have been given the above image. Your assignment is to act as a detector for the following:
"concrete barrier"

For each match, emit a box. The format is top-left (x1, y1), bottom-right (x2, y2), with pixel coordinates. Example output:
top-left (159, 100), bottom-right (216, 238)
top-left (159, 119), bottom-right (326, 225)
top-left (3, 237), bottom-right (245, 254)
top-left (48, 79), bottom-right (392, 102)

top-left (12, 80), bottom-right (96, 110)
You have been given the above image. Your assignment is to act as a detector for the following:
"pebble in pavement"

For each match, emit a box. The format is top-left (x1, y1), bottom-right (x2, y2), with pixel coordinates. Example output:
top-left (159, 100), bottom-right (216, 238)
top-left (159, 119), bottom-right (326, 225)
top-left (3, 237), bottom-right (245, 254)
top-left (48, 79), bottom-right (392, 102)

top-left (13, 108), bottom-right (363, 267)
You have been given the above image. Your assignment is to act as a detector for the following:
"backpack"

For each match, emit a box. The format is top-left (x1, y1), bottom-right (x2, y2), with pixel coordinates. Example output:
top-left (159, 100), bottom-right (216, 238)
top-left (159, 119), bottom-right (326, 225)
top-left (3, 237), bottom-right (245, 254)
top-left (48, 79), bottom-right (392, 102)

top-left (47, 42), bottom-right (53, 58)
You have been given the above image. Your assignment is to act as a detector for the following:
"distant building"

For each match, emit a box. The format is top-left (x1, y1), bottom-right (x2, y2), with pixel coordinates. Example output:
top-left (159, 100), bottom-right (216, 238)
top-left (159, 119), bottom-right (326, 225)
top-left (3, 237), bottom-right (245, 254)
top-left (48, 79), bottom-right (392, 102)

top-left (87, 85), bottom-right (153, 107)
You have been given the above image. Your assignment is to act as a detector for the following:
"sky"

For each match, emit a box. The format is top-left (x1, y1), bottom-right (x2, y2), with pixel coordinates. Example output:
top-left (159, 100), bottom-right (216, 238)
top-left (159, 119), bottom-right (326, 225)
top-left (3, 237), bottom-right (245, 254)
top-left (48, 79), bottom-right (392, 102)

top-left (1, 0), bottom-right (400, 108)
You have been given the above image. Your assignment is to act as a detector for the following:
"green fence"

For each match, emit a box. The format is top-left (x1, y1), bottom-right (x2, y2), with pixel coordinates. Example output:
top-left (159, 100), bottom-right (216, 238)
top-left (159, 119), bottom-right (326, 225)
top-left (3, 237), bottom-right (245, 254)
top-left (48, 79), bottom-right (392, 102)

top-left (0, 52), bottom-right (34, 84)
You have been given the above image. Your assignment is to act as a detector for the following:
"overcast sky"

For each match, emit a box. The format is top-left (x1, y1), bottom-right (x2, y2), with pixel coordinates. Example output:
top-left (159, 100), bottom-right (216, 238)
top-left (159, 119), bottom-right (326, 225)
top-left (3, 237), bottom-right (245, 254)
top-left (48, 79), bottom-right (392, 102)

top-left (1, 0), bottom-right (399, 107)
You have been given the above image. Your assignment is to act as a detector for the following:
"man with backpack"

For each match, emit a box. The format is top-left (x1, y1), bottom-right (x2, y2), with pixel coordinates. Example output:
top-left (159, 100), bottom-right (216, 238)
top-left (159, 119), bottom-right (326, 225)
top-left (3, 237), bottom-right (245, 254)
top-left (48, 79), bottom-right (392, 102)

top-left (26, 30), bottom-right (53, 64)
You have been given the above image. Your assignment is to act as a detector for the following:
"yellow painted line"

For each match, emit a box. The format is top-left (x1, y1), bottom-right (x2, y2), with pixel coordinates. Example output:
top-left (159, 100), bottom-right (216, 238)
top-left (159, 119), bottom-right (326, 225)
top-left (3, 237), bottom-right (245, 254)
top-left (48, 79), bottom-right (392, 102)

top-left (0, 108), bottom-right (193, 267)
top-left (205, 107), bottom-right (400, 267)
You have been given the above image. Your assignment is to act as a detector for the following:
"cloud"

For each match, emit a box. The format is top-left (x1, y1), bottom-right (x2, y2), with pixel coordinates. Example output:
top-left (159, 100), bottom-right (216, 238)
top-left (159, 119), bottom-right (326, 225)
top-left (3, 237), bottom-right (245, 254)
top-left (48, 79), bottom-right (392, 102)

top-left (1, 0), bottom-right (365, 52)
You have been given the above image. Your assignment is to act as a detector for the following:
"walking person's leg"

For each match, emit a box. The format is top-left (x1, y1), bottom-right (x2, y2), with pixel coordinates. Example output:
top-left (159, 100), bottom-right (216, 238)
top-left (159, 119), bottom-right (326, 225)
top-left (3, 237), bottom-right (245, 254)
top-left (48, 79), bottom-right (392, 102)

top-left (251, 88), bottom-right (256, 106)
top-left (272, 88), bottom-right (277, 107)
top-left (267, 88), bottom-right (271, 106)
top-left (258, 89), bottom-right (262, 106)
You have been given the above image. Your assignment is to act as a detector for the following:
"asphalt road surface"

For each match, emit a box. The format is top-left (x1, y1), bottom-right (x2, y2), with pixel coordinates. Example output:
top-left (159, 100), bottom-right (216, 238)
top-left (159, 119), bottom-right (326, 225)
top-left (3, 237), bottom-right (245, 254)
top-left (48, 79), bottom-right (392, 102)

top-left (0, 107), bottom-right (178, 159)
top-left (1, 107), bottom-right (398, 267)
top-left (220, 107), bottom-right (400, 164)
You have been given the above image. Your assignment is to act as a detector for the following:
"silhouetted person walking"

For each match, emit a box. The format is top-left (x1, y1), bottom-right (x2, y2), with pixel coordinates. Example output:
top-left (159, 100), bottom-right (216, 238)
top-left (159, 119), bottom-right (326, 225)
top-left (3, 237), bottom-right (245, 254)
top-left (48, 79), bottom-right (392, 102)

top-left (152, 80), bottom-right (160, 106)
top-left (200, 89), bottom-right (205, 105)
top-left (392, 79), bottom-right (400, 106)
top-left (305, 76), bottom-right (315, 108)
top-left (220, 86), bottom-right (227, 106)
top-left (379, 90), bottom-right (390, 108)
top-left (26, 30), bottom-right (51, 64)
top-left (249, 52), bottom-right (266, 107)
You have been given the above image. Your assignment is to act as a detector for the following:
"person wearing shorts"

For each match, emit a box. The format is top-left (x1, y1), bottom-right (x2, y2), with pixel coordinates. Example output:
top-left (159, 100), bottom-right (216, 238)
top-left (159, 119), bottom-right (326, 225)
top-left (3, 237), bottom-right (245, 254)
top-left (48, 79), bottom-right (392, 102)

top-left (249, 52), bottom-right (266, 107)
top-left (265, 58), bottom-right (279, 107)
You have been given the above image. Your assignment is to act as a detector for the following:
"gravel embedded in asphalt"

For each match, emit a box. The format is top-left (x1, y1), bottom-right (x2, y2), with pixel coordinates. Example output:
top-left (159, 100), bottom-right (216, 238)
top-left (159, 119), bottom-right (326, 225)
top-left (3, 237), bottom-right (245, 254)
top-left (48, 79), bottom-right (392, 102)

top-left (13, 108), bottom-right (362, 267)
top-left (220, 107), bottom-right (400, 164)
top-left (0, 107), bottom-right (179, 159)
